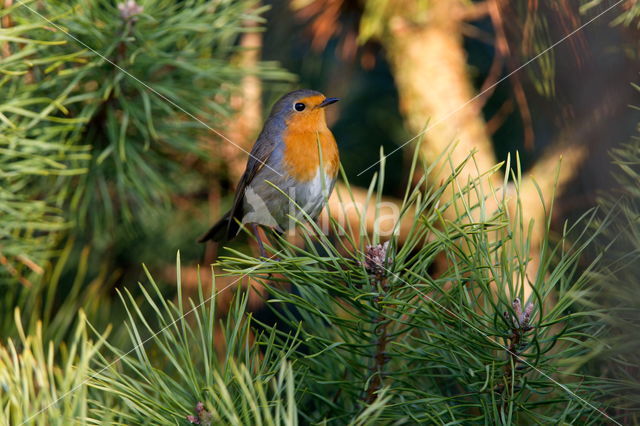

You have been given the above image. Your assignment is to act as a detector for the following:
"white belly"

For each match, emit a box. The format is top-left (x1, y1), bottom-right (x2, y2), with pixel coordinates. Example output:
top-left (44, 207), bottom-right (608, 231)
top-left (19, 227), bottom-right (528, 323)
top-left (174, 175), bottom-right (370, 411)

top-left (241, 167), bottom-right (336, 231)
top-left (294, 168), bottom-right (336, 220)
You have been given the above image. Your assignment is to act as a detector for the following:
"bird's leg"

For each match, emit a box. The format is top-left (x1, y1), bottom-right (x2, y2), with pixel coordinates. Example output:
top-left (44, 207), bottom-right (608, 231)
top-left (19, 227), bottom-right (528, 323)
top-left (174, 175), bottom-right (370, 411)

top-left (251, 224), bottom-right (268, 258)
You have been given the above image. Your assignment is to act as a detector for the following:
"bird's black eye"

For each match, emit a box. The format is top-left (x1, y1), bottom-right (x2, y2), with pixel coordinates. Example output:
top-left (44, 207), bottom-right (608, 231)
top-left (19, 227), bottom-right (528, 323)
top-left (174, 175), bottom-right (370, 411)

top-left (294, 102), bottom-right (305, 111)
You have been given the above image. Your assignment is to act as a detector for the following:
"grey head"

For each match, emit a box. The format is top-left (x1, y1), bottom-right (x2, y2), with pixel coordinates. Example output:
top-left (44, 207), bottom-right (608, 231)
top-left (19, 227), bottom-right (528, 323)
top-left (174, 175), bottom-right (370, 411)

top-left (267, 89), bottom-right (339, 120)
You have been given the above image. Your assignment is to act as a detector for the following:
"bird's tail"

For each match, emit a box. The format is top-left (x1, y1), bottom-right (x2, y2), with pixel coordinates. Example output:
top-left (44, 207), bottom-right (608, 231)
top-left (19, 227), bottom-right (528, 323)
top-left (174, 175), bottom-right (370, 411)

top-left (197, 211), bottom-right (240, 243)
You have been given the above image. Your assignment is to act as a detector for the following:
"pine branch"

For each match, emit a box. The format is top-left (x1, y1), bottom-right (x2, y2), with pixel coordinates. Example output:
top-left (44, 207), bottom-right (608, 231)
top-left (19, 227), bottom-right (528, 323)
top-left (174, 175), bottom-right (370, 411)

top-left (363, 242), bottom-right (392, 404)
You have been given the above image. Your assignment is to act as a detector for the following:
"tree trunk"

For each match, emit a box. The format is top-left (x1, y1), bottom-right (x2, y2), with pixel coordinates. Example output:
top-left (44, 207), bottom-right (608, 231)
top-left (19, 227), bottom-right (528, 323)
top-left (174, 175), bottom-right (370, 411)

top-left (366, 0), bottom-right (585, 295)
top-left (382, 0), bottom-right (499, 210)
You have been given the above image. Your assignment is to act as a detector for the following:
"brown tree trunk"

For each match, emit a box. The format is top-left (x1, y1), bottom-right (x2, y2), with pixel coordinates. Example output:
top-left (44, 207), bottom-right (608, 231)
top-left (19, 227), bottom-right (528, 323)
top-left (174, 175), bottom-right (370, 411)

top-left (379, 0), bottom-right (503, 283)
top-left (360, 0), bottom-right (586, 295)
top-left (383, 0), bottom-right (499, 196)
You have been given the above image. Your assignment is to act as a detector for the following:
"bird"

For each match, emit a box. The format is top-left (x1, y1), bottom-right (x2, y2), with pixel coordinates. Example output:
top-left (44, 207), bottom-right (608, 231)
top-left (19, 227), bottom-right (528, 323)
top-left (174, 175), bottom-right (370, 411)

top-left (198, 89), bottom-right (340, 257)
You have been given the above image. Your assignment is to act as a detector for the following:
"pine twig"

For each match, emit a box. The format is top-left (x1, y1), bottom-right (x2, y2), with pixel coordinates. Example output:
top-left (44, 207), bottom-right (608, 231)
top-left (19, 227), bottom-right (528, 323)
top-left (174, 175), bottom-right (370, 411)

top-left (362, 242), bottom-right (392, 404)
top-left (498, 298), bottom-right (535, 399)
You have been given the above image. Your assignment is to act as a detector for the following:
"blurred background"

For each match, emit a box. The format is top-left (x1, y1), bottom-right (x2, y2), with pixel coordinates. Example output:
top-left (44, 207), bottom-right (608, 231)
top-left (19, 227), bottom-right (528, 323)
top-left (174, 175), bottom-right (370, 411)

top-left (1, 0), bottom-right (639, 412)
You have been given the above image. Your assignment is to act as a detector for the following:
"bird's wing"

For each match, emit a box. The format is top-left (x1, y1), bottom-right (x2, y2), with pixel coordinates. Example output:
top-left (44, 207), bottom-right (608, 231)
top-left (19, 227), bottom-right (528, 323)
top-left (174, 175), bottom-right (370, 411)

top-left (226, 129), bottom-right (279, 227)
top-left (197, 123), bottom-right (281, 243)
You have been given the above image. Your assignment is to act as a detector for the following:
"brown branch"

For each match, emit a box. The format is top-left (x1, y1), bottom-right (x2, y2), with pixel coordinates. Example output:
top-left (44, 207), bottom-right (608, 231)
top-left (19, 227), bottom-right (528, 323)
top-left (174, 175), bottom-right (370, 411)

top-left (2, 0), bottom-right (14, 58)
top-left (15, 254), bottom-right (44, 275)
top-left (489, 0), bottom-right (535, 150)
top-left (485, 98), bottom-right (514, 135)
top-left (363, 244), bottom-right (392, 404)
top-left (474, 47), bottom-right (505, 110)
top-left (498, 299), bottom-right (534, 402)
top-left (0, 253), bottom-right (33, 288)
top-left (460, 23), bottom-right (495, 45)
top-left (511, 75), bottom-right (534, 150)
top-left (455, 1), bottom-right (490, 21)
top-left (550, 0), bottom-right (588, 68)
top-left (365, 312), bottom-right (389, 403)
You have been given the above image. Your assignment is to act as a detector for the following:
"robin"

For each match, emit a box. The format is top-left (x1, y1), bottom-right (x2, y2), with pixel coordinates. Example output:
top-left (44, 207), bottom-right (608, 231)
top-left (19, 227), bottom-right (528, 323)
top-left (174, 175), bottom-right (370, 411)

top-left (198, 89), bottom-right (340, 257)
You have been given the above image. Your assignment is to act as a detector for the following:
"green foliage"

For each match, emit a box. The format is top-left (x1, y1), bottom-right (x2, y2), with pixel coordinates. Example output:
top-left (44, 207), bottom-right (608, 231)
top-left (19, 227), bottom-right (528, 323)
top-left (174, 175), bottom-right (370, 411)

top-left (591, 136), bottom-right (640, 420)
top-left (0, 263), bottom-right (297, 425)
top-left (0, 0), bottom-right (291, 289)
top-left (0, 1), bottom-right (633, 424)
top-left (581, 0), bottom-right (640, 28)
top-left (91, 256), bottom-right (301, 424)
top-left (0, 310), bottom-right (114, 425)
top-left (0, 147), bottom-right (625, 424)
top-left (0, 0), bottom-right (293, 354)
top-left (217, 150), bottom-right (616, 424)
top-left (0, 252), bottom-right (390, 425)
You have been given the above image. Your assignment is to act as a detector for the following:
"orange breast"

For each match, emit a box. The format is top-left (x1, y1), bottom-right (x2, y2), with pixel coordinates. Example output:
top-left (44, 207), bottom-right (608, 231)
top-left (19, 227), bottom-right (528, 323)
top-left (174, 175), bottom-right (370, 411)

top-left (282, 113), bottom-right (339, 182)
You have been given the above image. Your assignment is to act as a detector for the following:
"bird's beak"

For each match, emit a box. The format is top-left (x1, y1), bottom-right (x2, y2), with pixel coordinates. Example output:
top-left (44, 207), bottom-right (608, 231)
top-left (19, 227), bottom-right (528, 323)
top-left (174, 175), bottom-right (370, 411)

top-left (318, 97), bottom-right (340, 108)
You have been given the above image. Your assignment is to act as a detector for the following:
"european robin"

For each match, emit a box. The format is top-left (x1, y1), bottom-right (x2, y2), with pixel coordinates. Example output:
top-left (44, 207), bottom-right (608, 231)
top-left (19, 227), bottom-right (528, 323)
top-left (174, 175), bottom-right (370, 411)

top-left (198, 89), bottom-right (340, 257)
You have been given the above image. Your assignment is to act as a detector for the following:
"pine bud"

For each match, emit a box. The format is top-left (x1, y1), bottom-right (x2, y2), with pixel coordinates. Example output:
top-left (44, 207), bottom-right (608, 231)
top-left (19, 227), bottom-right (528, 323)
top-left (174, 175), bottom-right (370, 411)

top-left (118, 1), bottom-right (144, 22)
top-left (511, 298), bottom-right (534, 329)
top-left (186, 401), bottom-right (212, 425)
top-left (362, 241), bottom-right (391, 276)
